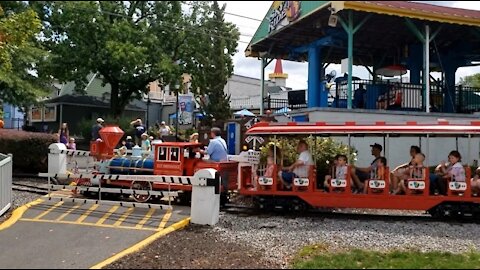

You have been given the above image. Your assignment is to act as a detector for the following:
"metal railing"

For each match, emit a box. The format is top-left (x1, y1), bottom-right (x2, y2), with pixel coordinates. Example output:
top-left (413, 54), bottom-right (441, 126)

top-left (265, 79), bottom-right (480, 114)
top-left (263, 96), bottom-right (308, 111)
top-left (0, 153), bottom-right (12, 217)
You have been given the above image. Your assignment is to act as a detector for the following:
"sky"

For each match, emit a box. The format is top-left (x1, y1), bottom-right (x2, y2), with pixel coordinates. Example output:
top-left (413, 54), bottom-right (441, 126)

top-left (218, 1), bottom-right (480, 90)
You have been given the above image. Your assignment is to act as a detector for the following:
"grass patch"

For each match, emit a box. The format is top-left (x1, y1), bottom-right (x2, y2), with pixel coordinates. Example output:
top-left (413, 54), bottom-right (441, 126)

top-left (291, 246), bottom-right (480, 269)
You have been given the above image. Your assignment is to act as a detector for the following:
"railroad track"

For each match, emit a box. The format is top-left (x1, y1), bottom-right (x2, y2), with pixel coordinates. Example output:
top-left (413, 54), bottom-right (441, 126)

top-left (221, 203), bottom-right (480, 224)
top-left (12, 183), bottom-right (50, 195)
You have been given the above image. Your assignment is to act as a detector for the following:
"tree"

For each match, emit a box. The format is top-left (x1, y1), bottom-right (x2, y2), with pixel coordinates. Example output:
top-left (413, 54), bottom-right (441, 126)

top-left (0, 2), bottom-right (50, 109)
top-left (188, 1), bottom-right (239, 126)
top-left (459, 73), bottom-right (480, 88)
top-left (33, 1), bottom-right (239, 120)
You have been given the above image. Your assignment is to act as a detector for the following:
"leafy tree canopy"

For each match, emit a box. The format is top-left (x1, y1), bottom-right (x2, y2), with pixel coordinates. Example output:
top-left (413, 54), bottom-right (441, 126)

top-left (33, 1), bottom-right (239, 120)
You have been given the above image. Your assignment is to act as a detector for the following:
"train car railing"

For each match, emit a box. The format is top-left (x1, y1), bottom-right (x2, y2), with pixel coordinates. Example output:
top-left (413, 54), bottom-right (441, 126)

top-left (0, 153), bottom-right (12, 217)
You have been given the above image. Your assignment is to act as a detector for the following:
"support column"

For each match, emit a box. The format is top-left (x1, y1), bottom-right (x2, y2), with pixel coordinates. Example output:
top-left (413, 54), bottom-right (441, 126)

top-left (444, 64), bottom-right (457, 113)
top-left (308, 46), bottom-right (321, 108)
top-left (347, 13), bottom-right (354, 109)
top-left (260, 58), bottom-right (266, 115)
top-left (338, 12), bottom-right (370, 109)
top-left (425, 25), bottom-right (430, 113)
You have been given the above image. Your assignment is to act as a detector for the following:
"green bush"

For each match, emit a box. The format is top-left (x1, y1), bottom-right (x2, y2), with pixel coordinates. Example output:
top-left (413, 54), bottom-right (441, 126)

top-left (0, 129), bottom-right (57, 173)
top-left (76, 116), bottom-right (135, 141)
top-left (259, 136), bottom-right (357, 177)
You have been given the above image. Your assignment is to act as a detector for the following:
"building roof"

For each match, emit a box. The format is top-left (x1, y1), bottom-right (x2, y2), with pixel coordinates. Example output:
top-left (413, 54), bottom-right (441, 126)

top-left (59, 73), bottom-right (111, 98)
top-left (41, 94), bottom-right (145, 111)
top-left (246, 1), bottom-right (480, 67)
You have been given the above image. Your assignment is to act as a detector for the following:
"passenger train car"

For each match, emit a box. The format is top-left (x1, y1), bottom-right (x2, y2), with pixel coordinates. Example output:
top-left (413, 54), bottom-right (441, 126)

top-left (237, 120), bottom-right (480, 218)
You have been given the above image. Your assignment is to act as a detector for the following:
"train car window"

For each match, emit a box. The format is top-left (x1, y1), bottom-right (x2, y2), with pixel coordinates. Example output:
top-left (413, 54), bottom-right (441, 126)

top-left (158, 147), bottom-right (168, 161)
top-left (170, 147), bottom-right (180, 162)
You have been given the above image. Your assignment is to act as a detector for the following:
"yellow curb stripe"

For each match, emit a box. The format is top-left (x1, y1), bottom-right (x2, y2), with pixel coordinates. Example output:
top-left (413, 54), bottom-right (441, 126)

top-left (135, 208), bottom-right (156, 229)
top-left (95, 206), bottom-right (119, 225)
top-left (113, 208), bottom-right (134, 227)
top-left (55, 204), bottom-right (82, 221)
top-left (19, 218), bottom-right (157, 231)
top-left (75, 204), bottom-right (99, 223)
top-left (90, 217), bottom-right (191, 269)
top-left (32, 201), bottom-right (64, 220)
top-left (158, 209), bottom-right (172, 229)
top-left (0, 198), bottom-right (44, 231)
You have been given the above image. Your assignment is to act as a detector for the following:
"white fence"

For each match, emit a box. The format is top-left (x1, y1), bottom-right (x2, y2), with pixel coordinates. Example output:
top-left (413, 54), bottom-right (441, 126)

top-left (0, 153), bottom-right (12, 217)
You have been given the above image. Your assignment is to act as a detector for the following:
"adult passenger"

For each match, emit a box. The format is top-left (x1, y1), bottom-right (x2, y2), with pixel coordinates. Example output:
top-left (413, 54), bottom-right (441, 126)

top-left (350, 143), bottom-right (383, 191)
top-left (278, 140), bottom-right (314, 190)
top-left (130, 118), bottom-right (146, 145)
top-left (198, 127), bottom-right (228, 162)
top-left (91, 118), bottom-right (104, 141)
top-left (391, 145), bottom-right (421, 193)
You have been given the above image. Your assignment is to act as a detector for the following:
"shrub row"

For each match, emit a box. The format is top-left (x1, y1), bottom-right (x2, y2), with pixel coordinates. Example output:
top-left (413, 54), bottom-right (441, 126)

top-left (0, 129), bottom-right (57, 174)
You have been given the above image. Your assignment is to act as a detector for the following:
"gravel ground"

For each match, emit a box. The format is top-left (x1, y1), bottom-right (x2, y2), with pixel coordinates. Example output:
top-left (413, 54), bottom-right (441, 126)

top-left (213, 211), bottom-right (480, 268)
top-left (106, 224), bottom-right (281, 269)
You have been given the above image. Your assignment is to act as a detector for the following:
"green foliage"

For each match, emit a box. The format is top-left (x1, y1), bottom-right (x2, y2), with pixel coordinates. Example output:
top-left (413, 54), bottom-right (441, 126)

top-left (291, 247), bottom-right (480, 269)
top-left (0, 129), bottom-right (56, 173)
top-left (76, 116), bottom-right (134, 141)
top-left (0, 2), bottom-right (50, 108)
top-left (460, 73), bottom-right (480, 88)
top-left (33, 1), bottom-right (239, 118)
top-left (188, 1), bottom-right (239, 126)
top-left (259, 136), bottom-right (356, 176)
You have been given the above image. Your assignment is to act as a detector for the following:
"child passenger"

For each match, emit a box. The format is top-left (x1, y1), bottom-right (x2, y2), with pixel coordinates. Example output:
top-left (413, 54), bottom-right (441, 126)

top-left (324, 154), bottom-right (348, 191)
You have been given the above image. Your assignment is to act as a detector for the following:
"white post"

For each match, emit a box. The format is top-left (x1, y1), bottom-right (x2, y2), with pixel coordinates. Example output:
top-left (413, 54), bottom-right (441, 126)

top-left (48, 143), bottom-right (67, 175)
top-left (425, 25), bottom-right (430, 113)
top-left (191, 168), bottom-right (220, 226)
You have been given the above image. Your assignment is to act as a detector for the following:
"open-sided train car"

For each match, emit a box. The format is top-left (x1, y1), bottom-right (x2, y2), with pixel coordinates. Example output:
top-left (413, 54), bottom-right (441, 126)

top-left (238, 120), bottom-right (480, 218)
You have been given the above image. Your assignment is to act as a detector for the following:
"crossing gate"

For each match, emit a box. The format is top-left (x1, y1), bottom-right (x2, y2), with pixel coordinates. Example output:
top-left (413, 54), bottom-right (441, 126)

top-left (0, 153), bottom-right (12, 216)
top-left (41, 144), bottom-right (186, 210)
top-left (37, 172), bottom-right (193, 210)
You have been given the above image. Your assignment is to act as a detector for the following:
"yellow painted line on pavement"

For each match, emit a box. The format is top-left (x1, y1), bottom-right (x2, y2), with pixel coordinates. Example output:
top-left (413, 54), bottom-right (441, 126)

top-left (55, 204), bottom-right (82, 221)
top-left (19, 218), bottom-right (157, 231)
top-left (90, 217), bottom-right (191, 269)
top-left (95, 205), bottom-right (119, 225)
top-left (135, 208), bottom-right (156, 229)
top-left (0, 198), bottom-right (44, 231)
top-left (32, 201), bottom-right (64, 220)
top-left (75, 204), bottom-right (99, 223)
top-left (113, 208), bottom-right (134, 227)
top-left (158, 209), bottom-right (172, 229)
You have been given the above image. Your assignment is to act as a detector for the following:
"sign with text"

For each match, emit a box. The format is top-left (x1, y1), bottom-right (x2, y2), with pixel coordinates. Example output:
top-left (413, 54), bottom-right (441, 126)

top-left (268, 1), bottom-right (301, 33)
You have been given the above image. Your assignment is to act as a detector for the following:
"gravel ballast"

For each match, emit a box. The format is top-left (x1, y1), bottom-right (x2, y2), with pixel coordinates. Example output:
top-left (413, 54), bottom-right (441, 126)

top-left (106, 208), bottom-right (480, 269)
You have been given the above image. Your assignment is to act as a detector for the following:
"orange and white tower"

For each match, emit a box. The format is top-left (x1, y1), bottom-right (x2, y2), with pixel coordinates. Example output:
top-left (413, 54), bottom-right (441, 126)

top-left (268, 59), bottom-right (288, 87)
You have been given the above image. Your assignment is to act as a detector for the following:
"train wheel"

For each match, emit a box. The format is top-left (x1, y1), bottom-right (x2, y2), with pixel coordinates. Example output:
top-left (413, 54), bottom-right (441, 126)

top-left (291, 199), bottom-right (308, 213)
top-left (131, 181), bottom-right (152, 203)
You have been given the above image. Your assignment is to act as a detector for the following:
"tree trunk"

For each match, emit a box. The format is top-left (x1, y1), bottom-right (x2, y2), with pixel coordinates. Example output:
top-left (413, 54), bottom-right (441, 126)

top-left (110, 82), bottom-right (122, 122)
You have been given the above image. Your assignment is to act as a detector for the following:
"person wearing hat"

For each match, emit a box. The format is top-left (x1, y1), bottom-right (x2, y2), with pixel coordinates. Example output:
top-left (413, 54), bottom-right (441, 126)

top-left (158, 121), bottom-right (172, 139)
top-left (125, 135), bottom-right (135, 150)
top-left (350, 143), bottom-right (384, 192)
top-left (91, 117), bottom-right (104, 141)
top-left (140, 133), bottom-right (151, 152)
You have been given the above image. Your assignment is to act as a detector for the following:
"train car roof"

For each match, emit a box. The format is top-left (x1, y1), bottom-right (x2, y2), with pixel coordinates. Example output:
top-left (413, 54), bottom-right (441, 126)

top-left (153, 142), bottom-right (202, 147)
top-left (246, 121), bottom-right (480, 136)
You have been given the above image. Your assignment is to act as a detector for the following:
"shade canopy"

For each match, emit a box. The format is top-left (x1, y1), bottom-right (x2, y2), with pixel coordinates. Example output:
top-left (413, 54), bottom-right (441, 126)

top-left (274, 107), bottom-right (292, 114)
top-left (233, 109), bottom-right (256, 117)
